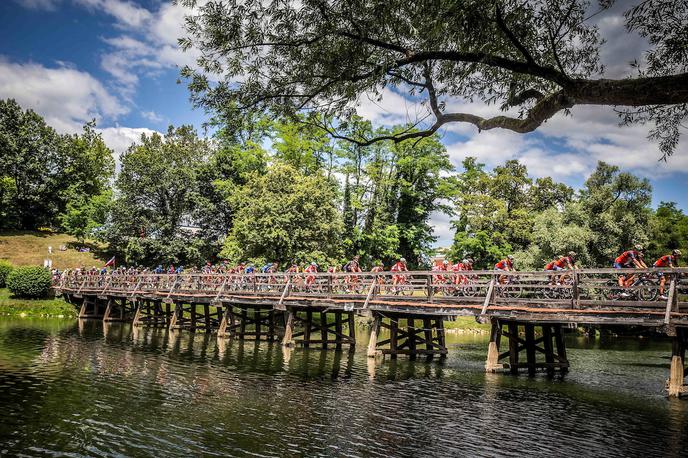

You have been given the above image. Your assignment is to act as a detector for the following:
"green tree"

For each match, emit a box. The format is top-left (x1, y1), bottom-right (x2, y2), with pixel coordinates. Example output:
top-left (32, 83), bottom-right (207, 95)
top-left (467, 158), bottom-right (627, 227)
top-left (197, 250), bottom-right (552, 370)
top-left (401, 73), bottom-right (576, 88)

top-left (448, 230), bottom-right (512, 270)
top-left (105, 126), bottom-right (213, 266)
top-left (219, 162), bottom-right (342, 264)
top-left (0, 100), bottom-right (114, 231)
top-left (580, 161), bottom-right (652, 266)
top-left (181, 0), bottom-right (688, 158)
top-left (647, 202), bottom-right (688, 261)
top-left (0, 99), bottom-right (61, 229)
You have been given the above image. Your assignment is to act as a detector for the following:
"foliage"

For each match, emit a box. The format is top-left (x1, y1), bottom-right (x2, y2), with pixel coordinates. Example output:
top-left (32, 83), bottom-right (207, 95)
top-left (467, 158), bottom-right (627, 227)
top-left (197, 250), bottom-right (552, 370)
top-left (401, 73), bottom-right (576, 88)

top-left (0, 260), bottom-right (13, 288)
top-left (579, 161), bottom-right (652, 266)
top-left (219, 162), bottom-right (342, 264)
top-left (180, 0), bottom-right (687, 157)
top-left (104, 126), bottom-right (214, 266)
top-left (0, 100), bottom-right (114, 232)
top-left (448, 231), bottom-right (512, 270)
top-left (6, 266), bottom-right (52, 299)
top-left (647, 202), bottom-right (688, 262)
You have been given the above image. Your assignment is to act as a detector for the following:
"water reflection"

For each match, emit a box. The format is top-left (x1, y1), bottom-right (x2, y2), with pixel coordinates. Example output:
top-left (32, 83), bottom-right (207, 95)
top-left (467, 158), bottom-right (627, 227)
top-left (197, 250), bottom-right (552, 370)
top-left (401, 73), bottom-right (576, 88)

top-left (0, 319), bottom-right (686, 456)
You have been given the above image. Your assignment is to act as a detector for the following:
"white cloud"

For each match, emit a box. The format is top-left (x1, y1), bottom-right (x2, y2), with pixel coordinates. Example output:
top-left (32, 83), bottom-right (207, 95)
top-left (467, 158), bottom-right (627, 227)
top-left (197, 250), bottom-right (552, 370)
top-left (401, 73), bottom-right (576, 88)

top-left (74, 0), bottom-right (152, 28)
top-left (141, 110), bottom-right (164, 123)
top-left (0, 57), bottom-right (127, 133)
top-left (98, 126), bottom-right (157, 154)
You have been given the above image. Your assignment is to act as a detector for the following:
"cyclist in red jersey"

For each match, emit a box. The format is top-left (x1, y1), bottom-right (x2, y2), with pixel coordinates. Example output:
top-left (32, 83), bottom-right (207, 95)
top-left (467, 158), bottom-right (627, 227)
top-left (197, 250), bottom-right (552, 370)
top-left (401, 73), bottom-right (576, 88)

top-left (653, 249), bottom-right (681, 299)
top-left (613, 245), bottom-right (647, 290)
top-left (304, 262), bottom-right (318, 286)
top-left (432, 259), bottom-right (449, 285)
top-left (545, 252), bottom-right (577, 284)
top-left (391, 257), bottom-right (408, 286)
top-left (495, 255), bottom-right (515, 284)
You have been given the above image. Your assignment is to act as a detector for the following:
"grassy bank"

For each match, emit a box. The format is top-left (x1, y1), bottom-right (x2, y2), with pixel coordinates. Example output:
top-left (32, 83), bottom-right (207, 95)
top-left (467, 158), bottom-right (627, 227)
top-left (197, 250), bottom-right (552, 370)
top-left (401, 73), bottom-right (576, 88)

top-left (0, 288), bottom-right (76, 318)
top-left (0, 231), bottom-right (105, 269)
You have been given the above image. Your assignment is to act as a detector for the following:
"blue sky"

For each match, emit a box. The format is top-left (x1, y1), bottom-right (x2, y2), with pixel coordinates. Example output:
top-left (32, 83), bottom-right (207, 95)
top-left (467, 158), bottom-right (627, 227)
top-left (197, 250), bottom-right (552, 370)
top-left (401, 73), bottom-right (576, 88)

top-left (1, 0), bottom-right (686, 246)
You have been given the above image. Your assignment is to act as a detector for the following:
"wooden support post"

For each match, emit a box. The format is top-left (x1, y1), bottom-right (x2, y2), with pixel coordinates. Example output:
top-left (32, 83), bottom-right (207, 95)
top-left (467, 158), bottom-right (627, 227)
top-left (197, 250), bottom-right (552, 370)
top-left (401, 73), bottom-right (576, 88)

top-left (268, 310), bottom-right (276, 341)
top-left (572, 271), bottom-right (580, 309)
top-left (408, 318), bottom-right (416, 360)
top-left (367, 314), bottom-right (381, 358)
top-left (509, 322), bottom-right (519, 375)
top-left (668, 330), bottom-right (687, 397)
top-left (554, 325), bottom-right (569, 374)
top-left (543, 325), bottom-right (555, 377)
top-left (335, 311), bottom-right (343, 350)
top-left (218, 305), bottom-right (229, 338)
top-left (132, 300), bottom-right (142, 326)
top-left (282, 308), bottom-right (295, 347)
top-left (240, 308), bottom-right (247, 338)
top-left (485, 319), bottom-right (501, 372)
top-left (320, 311), bottom-right (328, 349)
top-left (525, 324), bottom-right (536, 376)
top-left (390, 318), bottom-right (398, 359)
top-left (255, 310), bottom-right (262, 338)
top-left (204, 304), bottom-right (211, 331)
top-left (102, 298), bottom-right (113, 321)
top-left (424, 317), bottom-right (433, 353)
top-left (435, 317), bottom-right (446, 358)
top-left (304, 310), bottom-right (312, 348)
top-left (348, 311), bottom-right (356, 348)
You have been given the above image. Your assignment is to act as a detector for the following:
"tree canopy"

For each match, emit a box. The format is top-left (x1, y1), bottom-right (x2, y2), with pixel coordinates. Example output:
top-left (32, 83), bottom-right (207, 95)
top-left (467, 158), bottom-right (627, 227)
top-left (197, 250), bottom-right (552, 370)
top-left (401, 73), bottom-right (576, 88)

top-left (180, 0), bottom-right (688, 158)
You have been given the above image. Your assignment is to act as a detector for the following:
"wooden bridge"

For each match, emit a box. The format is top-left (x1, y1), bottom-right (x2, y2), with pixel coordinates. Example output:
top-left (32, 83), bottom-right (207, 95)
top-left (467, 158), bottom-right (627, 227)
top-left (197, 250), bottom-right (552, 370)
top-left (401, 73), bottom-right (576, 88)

top-left (56, 268), bottom-right (688, 397)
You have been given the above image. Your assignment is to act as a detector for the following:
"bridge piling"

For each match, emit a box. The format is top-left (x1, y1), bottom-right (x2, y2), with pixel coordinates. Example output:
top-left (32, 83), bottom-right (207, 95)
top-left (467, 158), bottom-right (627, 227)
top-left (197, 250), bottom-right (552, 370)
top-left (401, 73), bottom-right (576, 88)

top-left (291, 308), bottom-right (356, 348)
top-left (370, 312), bottom-right (447, 359)
top-left (488, 320), bottom-right (570, 375)
top-left (668, 329), bottom-right (687, 397)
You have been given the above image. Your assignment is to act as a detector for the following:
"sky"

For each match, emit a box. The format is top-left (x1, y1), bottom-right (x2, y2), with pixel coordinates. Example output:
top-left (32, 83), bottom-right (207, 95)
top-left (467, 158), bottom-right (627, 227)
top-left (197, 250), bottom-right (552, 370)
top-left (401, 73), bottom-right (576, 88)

top-left (1, 0), bottom-right (686, 247)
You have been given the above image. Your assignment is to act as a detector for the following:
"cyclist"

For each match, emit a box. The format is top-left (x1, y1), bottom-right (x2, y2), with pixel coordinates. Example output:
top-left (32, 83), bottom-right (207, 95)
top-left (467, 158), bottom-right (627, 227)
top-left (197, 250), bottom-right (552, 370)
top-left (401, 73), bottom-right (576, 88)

top-left (495, 255), bottom-right (515, 284)
top-left (653, 249), bottom-right (682, 300)
top-left (544, 252), bottom-right (577, 284)
top-left (432, 259), bottom-right (449, 285)
top-left (613, 245), bottom-right (647, 291)
top-left (343, 255), bottom-right (363, 289)
top-left (304, 262), bottom-right (318, 287)
top-left (455, 258), bottom-right (474, 286)
top-left (391, 257), bottom-right (408, 287)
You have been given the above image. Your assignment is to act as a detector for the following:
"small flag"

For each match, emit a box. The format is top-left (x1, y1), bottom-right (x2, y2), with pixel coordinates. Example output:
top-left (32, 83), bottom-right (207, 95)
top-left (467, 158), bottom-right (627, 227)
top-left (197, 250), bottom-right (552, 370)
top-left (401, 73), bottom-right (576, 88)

top-left (104, 256), bottom-right (116, 267)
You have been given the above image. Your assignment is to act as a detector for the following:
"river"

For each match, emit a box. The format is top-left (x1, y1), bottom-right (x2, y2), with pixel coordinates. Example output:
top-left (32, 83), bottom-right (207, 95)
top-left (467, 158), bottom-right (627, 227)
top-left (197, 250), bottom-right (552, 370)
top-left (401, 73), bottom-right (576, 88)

top-left (0, 318), bottom-right (686, 457)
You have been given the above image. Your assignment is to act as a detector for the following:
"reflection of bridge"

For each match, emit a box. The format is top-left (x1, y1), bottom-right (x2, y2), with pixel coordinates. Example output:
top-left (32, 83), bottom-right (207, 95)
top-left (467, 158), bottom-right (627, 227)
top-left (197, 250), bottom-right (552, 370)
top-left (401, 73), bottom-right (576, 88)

top-left (56, 269), bottom-right (688, 397)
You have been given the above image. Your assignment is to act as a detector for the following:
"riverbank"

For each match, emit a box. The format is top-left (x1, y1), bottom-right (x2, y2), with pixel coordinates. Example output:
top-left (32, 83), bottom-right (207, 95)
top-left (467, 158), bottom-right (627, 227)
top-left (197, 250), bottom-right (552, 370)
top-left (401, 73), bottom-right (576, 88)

top-left (0, 288), bottom-right (76, 318)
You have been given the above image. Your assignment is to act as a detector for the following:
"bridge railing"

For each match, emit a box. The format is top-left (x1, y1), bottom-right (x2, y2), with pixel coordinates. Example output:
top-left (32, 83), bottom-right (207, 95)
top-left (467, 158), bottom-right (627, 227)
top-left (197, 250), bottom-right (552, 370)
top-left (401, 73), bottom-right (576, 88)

top-left (56, 268), bottom-right (688, 309)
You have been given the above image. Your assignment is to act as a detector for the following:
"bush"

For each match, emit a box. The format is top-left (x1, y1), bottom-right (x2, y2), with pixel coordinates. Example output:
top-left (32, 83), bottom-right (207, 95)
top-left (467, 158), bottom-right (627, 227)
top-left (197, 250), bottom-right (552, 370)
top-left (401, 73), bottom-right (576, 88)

top-left (0, 260), bottom-right (13, 288)
top-left (7, 266), bottom-right (52, 298)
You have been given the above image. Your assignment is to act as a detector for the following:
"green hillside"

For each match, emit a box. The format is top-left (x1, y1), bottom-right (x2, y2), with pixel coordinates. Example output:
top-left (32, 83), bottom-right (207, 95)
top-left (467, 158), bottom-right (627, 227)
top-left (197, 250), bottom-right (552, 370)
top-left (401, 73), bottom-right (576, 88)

top-left (0, 231), bottom-right (106, 270)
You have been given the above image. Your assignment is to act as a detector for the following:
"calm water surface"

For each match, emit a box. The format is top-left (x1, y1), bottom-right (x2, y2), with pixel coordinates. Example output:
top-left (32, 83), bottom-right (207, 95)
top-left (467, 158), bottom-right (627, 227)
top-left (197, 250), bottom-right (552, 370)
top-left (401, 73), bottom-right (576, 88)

top-left (0, 318), bottom-right (686, 457)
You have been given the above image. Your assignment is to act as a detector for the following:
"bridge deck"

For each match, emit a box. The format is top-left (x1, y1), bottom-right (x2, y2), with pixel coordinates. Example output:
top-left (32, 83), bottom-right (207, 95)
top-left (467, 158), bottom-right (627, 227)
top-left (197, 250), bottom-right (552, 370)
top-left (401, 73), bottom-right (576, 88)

top-left (56, 268), bottom-right (688, 328)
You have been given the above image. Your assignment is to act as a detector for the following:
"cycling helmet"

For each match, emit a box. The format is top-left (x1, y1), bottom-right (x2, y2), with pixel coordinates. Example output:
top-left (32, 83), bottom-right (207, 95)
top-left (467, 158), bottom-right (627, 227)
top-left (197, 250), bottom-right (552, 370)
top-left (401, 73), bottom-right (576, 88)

top-left (442, 259), bottom-right (449, 265)
top-left (462, 259), bottom-right (469, 264)
top-left (507, 255), bottom-right (514, 260)
top-left (673, 249), bottom-right (682, 256)
top-left (400, 257), bottom-right (406, 262)
top-left (310, 262), bottom-right (317, 266)
top-left (466, 258), bottom-right (473, 264)
top-left (567, 251), bottom-right (577, 258)
top-left (634, 244), bottom-right (644, 251)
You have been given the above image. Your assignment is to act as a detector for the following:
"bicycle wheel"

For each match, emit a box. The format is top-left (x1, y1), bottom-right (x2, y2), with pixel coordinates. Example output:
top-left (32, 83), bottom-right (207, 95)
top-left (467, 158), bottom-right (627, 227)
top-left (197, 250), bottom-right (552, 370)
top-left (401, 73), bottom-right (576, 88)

top-left (637, 279), bottom-right (658, 301)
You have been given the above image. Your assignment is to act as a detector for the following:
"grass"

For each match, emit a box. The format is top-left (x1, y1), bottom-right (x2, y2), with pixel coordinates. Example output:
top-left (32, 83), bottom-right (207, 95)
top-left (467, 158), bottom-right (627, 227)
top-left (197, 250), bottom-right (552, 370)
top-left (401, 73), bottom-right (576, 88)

top-left (0, 288), bottom-right (77, 318)
top-left (0, 230), bottom-right (106, 269)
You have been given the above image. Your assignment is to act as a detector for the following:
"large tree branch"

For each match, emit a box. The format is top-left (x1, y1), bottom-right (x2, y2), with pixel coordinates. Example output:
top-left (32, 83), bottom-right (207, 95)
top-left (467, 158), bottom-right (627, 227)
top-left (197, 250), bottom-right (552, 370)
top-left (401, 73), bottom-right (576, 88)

top-left (495, 5), bottom-right (535, 64)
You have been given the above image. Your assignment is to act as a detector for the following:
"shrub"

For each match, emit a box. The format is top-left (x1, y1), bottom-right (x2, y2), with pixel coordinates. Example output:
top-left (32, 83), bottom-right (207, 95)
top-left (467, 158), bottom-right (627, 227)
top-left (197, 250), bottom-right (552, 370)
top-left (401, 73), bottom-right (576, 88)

top-left (7, 266), bottom-right (52, 298)
top-left (0, 260), bottom-right (13, 288)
